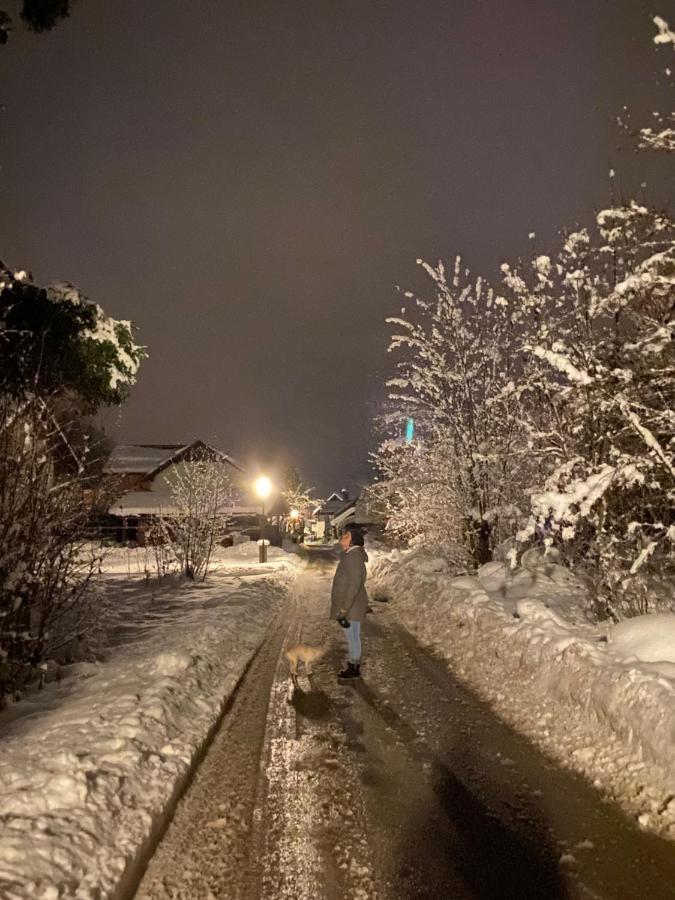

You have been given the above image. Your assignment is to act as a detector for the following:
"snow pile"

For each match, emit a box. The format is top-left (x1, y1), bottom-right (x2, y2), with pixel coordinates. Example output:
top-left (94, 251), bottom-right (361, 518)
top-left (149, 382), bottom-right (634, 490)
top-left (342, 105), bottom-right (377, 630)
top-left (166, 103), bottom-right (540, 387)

top-left (369, 549), bottom-right (675, 798)
top-left (609, 615), bottom-right (675, 679)
top-left (0, 553), bottom-right (301, 900)
top-left (475, 559), bottom-right (508, 591)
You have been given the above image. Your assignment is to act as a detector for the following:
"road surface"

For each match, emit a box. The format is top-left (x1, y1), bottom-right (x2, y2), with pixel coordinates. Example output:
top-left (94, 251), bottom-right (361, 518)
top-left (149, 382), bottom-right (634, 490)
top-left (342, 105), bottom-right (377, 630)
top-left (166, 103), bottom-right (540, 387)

top-left (133, 559), bottom-right (675, 899)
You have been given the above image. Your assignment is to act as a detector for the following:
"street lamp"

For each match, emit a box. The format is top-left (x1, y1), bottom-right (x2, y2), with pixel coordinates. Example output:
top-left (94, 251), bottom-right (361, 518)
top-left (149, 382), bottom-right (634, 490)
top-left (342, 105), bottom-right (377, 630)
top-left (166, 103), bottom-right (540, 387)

top-left (254, 475), bottom-right (272, 563)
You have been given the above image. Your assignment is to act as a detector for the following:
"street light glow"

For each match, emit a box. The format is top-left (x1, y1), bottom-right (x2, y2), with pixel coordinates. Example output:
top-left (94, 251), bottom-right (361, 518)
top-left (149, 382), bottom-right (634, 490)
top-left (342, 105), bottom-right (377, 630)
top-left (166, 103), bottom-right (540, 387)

top-left (254, 475), bottom-right (272, 499)
top-left (290, 508), bottom-right (299, 519)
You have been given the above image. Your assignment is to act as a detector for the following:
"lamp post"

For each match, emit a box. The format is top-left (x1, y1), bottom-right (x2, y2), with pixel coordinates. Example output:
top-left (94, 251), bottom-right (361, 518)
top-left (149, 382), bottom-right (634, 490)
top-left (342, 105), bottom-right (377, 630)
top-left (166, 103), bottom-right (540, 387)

top-left (254, 475), bottom-right (272, 563)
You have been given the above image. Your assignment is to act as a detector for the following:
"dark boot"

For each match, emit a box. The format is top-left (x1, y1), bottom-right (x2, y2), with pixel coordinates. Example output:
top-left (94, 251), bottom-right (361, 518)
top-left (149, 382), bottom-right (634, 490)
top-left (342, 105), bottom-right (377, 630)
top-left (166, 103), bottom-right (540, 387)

top-left (338, 662), bottom-right (360, 679)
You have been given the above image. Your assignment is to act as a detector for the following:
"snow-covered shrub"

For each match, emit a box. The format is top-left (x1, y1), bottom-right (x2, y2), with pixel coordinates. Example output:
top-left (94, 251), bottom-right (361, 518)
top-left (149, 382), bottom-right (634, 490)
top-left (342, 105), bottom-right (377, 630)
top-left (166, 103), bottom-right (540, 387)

top-left (144, 516), bottom-right (180, 579)
top-left (166, 458), bottom-right (239, 580)
top-left (0, 398), bottom-right (105, 701)
top-left (506, 206), bottom-right (674, 619)
top-left (0, 263), bottom-right (145, 700)
top-left (373, 257), bottom-right (529, 565)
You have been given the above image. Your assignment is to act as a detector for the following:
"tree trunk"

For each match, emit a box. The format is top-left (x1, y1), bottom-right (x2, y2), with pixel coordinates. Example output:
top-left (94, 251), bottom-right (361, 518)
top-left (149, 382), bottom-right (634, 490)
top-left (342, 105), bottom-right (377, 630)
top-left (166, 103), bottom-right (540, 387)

top-left (464, 518), bottom-right (492, 567)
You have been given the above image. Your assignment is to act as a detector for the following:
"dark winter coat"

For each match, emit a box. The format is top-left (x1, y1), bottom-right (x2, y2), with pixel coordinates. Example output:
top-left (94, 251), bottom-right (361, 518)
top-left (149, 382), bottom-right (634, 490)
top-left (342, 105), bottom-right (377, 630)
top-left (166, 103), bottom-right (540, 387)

top-left (330, 546), bottom-right (369, 623)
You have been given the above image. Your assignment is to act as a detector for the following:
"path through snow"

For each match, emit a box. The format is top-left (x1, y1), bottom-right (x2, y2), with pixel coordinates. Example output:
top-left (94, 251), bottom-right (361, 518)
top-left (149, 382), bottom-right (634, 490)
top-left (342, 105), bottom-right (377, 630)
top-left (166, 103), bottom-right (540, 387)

top-left (134, 560), bottom-right (675, 900)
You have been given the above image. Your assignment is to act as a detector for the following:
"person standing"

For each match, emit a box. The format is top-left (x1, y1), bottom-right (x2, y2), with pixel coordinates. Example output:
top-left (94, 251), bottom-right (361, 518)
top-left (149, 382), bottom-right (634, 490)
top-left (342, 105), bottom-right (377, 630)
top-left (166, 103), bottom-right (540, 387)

top-left (330, 524), bottom-right (368, 679)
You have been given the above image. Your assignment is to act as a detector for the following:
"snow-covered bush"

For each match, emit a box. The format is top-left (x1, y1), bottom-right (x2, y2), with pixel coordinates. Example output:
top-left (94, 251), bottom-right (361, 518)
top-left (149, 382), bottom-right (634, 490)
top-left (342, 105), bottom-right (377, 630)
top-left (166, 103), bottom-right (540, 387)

top-left (145, 515), bottom-right (180, 579)
top-left (166, 458), bottom-right (239, 580)
top-left (0, 397), bottom-right (105, 701)
top-left (0, 263), bottom-right (145, 701)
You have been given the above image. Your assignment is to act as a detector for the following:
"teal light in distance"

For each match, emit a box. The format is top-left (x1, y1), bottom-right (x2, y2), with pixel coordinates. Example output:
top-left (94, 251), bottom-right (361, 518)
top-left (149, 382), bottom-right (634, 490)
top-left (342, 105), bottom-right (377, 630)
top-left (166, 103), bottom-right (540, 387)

top-left (405, 417), bottom-right (414, 443)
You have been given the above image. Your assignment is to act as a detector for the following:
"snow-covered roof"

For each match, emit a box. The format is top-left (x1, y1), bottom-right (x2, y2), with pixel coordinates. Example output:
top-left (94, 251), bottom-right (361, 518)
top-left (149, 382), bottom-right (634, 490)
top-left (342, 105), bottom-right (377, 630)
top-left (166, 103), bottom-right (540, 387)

top-left (331, 504), bottom-right (356, 529)
top-left (104, 442), bottom-right (244, 476)
top-left (104, 445), bottom-right (184, 474)
top-left (331, 497), bottom-right (382, 528)
top-left (147, 441), bottom-right (243, 478)
top-left (316, 491), bottom-right (350, 516)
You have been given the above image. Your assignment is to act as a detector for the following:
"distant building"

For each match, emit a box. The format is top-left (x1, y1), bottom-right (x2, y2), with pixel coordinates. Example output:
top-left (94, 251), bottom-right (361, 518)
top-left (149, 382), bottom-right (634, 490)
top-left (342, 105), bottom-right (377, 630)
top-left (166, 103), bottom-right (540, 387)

top-left (331, 494), bottom-right (383, 533)
top-left (313, 488), bottom-right (383, 539)
top-left (314, 489), bottom-right (350, 539)
top-left (102, 440), bottom-right (254, 543)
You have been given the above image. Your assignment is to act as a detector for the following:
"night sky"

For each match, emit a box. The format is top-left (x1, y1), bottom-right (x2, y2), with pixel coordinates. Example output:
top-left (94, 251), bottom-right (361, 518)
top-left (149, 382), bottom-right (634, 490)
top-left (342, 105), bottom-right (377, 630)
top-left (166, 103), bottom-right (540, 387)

top-left (1, 0), bottom-right (672, 495)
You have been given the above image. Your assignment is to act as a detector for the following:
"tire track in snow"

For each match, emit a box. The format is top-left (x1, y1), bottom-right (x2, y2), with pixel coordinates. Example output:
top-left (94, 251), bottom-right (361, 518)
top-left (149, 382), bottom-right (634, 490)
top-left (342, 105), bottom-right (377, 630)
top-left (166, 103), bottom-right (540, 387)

top-left (133, 600), bottom-right (294, 900)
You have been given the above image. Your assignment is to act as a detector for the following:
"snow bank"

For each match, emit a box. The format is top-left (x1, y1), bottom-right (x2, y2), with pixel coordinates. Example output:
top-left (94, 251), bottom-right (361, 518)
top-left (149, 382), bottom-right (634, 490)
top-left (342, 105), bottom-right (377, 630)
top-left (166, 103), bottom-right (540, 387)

top-left (0, 554), bottom-right (301, 900)
top-left (609, 614), bottom-right (675, 679)
top-left (476, 560), bottom-right (508, 592)
top-left (369, 550), bottom-right (675, 795)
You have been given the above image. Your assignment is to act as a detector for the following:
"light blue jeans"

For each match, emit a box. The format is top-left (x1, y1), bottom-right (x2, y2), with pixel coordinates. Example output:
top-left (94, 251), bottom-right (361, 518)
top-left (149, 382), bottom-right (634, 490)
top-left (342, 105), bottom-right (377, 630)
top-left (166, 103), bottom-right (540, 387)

top-left (345, 620), bottom-right (361, 664)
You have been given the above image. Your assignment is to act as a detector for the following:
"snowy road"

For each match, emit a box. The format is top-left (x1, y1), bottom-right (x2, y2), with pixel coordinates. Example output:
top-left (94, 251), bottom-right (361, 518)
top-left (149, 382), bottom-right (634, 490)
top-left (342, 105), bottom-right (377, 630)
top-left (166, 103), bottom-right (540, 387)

top-left (133, 561), bottom-right (675, 900)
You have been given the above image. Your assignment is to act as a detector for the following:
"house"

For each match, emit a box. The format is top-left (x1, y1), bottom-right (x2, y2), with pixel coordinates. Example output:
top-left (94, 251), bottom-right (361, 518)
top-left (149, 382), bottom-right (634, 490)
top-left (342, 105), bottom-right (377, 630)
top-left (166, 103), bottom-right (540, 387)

top-left (331, 494), bottom-right (382, 532)
top-left (311, 487), bottom-right (384, 541)
top-left (314, 489), bottom-right (350, 539)
top-left (316, 489), bottom-right (350, 517)
top-left (102, 441), bottom-right (256, 543)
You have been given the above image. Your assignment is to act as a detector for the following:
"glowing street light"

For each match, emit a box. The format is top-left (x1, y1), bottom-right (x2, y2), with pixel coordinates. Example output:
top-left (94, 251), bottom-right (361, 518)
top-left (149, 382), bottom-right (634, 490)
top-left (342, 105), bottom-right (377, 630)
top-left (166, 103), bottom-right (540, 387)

top-left (254, 475), bottom-right (272, 500)
top-left (254, 475), bottom-right (273, 562)
top-left (290, 508), bottom-right (299, 519)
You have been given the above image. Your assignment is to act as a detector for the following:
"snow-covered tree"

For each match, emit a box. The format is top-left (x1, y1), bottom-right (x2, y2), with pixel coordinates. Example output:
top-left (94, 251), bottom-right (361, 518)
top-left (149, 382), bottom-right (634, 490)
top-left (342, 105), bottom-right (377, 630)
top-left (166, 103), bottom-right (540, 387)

top-left (166, 458), bottom-right (239, 581)
top-left (281, 465), bottom-right (314, 516)
top-left (374, 257), bottom-right (529, 565)
top-left (504, 205), bottom-right (674, 618)
top-left (0, 265), bottom-right (144, 412)
top-left (636, 16), bottom-right (675, 152)
top-left (0, 0), bottom-right (71, 45)
top-left (373, 13), bottom-right (673, 615)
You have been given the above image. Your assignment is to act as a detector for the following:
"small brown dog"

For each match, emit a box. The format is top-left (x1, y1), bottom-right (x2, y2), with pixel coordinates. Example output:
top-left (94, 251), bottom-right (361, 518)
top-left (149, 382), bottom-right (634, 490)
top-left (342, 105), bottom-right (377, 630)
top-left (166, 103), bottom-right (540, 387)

top-left (285, 642), bottom-right (328, 676)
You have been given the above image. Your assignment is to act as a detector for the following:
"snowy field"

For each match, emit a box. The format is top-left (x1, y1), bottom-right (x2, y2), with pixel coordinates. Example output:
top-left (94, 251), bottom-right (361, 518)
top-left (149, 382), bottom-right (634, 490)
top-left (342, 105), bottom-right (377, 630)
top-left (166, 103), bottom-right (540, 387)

top-left (0, 543), bottom-right (301, 900)
top-left (368, 547), bottom-right (675, 839)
